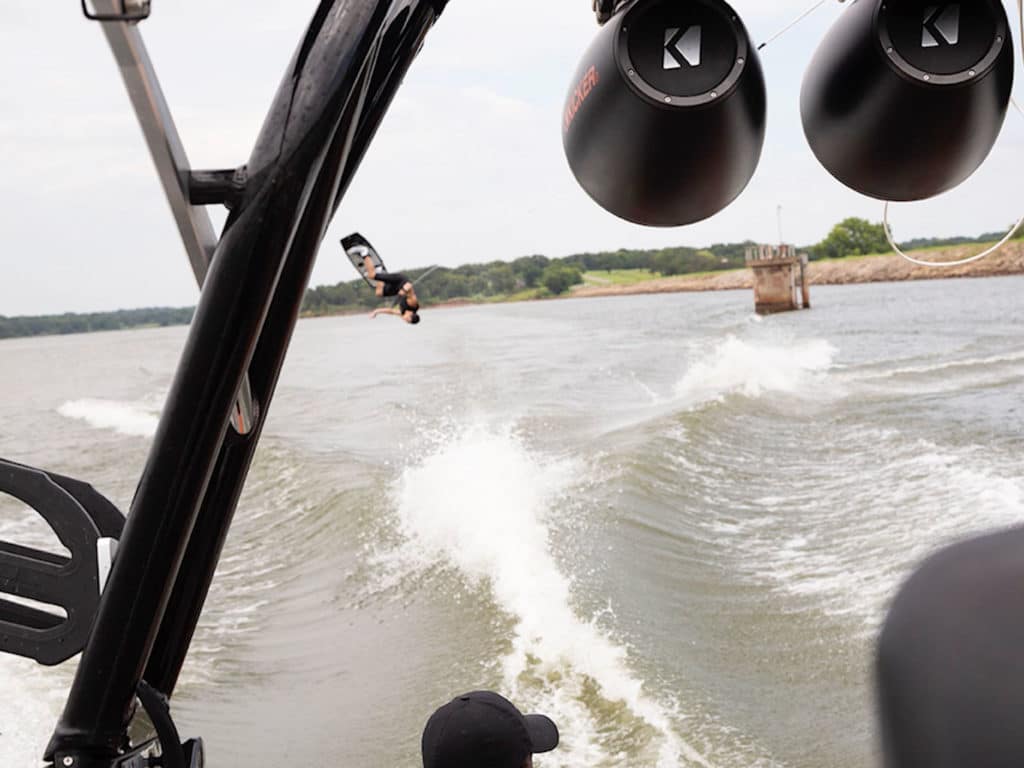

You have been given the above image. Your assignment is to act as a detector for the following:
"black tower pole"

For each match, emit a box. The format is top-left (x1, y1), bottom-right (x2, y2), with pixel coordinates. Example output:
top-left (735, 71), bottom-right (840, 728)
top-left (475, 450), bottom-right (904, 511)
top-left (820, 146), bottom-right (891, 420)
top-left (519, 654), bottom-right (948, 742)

top-left (45, 1), bottom-right (448, 763)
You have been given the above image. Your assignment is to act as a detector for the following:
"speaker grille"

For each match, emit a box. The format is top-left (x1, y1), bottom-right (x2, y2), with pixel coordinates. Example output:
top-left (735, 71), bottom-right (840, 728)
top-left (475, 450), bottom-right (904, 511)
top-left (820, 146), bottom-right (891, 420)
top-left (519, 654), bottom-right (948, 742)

top-left (883, 1), bottom-right (1000, 76)
top-left (626, 0), bottom-right (738, 97)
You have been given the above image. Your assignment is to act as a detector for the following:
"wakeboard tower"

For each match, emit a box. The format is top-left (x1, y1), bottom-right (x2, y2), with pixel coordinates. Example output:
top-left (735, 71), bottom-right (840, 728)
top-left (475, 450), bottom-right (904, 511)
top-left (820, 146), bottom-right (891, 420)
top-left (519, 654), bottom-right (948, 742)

top-left (0, 1), bottom-right (449, 766)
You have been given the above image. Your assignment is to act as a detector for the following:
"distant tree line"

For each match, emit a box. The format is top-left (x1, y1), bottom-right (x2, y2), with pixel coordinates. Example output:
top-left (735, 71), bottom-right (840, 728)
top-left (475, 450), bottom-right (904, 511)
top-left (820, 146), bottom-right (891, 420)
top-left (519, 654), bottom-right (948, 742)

top-left (0, 307), bottom-right (194, 340)
top-left (896, 227), bottom-right (1024, 252)
top-left (805, 217), bottom-right (1024, 261)
top-left (4, 220), bottom-right (1017, 338)
top-left (303, 242), bottom-right (755, 315)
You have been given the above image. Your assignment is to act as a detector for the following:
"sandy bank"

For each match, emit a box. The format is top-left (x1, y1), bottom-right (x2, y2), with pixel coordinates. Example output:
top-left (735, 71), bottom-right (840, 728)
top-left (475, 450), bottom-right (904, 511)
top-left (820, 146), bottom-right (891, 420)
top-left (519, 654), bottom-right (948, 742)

top-left (569, 242), bottom-right (1024, 299)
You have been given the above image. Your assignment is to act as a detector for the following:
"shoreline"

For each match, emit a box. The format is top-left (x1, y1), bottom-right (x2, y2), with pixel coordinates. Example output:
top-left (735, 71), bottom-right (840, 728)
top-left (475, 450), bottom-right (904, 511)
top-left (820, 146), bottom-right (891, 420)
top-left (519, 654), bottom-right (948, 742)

top-left (7, 244), bottom-right (1023, 339)
top-left (409, 242), bottom-right (1024, 313)
top-left (566, 241), bottom-right (1024, 301)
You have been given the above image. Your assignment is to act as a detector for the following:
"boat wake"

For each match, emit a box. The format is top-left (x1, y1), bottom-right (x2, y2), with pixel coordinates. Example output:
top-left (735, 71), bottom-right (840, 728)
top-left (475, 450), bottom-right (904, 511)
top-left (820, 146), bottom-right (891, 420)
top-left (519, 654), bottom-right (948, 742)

top-left (378, 422), bottom-right (709, 768)
top-left (57, 397), bottom-right (162, 437)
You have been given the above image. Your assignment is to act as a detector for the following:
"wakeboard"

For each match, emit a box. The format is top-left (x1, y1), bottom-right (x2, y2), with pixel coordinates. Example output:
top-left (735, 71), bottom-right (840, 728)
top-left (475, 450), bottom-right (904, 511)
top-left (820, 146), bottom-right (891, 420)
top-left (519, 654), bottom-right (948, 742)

top-left (342, 232), bottom-right (386, 287)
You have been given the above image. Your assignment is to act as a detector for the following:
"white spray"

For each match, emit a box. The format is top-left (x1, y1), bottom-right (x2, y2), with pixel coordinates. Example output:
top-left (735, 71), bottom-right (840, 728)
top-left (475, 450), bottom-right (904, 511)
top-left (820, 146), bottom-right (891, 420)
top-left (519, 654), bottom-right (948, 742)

top-left (391, 424), bottom-right (710, 768)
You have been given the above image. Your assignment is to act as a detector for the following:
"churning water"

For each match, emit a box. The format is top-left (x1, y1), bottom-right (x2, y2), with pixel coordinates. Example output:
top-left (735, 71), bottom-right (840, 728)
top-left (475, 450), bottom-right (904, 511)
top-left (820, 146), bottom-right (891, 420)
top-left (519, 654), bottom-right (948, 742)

top-left (1, 278), bottom-right (1022, 767)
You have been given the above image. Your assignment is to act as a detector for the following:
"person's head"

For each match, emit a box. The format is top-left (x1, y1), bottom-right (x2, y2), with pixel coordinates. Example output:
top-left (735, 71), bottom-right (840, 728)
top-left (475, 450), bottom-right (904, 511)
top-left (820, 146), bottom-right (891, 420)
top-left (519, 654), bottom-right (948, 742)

top-left (404, 310), bottom-right (421, 325)
top-left (421, 691), bottom-right (558, 768)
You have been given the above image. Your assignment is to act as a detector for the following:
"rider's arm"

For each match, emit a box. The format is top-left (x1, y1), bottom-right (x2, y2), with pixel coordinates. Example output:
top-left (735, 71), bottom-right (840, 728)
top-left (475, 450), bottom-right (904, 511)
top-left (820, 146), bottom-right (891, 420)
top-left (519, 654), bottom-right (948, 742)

top-left (370, 307), bottom-right (402, 319)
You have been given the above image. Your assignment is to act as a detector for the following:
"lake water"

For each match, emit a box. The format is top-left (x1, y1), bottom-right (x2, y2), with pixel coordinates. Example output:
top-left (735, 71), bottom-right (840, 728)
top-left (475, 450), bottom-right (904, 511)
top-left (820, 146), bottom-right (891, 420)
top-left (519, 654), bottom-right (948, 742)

top-left (1, 278), bottom-right (1022, 767)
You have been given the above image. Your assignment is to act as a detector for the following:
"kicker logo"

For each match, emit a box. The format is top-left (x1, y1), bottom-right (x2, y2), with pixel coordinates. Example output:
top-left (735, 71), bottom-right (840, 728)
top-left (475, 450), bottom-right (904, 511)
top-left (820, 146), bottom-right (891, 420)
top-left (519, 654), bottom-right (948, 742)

top-left (664, 26), bottom-right (702, 69)
top-left (922, 4), bottom-right (960, 48)
top-left (564, 65), bottom-right (599, 132)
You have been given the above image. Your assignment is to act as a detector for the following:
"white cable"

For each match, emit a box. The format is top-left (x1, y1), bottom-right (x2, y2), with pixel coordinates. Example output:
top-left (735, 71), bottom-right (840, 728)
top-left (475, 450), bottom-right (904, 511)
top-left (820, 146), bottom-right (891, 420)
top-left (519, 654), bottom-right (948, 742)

top-left (757, 0), bottom-right (840, 51)
top-left (887, 0), bottom-right (1024, 268)
top-left (885, 200), bottom-right (1024, 267)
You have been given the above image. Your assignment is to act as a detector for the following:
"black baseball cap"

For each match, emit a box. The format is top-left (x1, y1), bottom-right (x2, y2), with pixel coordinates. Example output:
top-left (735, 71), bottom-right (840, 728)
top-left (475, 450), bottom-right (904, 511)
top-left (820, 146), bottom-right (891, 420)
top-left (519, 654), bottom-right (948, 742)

top-left (421, 691), bottom-right (559, 768)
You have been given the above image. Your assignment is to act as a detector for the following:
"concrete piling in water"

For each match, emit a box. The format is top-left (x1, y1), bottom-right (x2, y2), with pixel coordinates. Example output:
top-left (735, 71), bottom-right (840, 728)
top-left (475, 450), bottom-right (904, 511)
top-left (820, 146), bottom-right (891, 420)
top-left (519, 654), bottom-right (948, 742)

top-left (744, 244), bottom-right (811, 315)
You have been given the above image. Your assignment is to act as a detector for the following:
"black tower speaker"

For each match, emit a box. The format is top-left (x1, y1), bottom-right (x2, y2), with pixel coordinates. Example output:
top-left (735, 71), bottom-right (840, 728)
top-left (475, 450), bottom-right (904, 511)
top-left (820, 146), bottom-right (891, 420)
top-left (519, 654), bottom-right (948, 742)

top-left (563, 0), bottom-right (767, 227)
top-left (801, 0), bottom-right (1013, 201)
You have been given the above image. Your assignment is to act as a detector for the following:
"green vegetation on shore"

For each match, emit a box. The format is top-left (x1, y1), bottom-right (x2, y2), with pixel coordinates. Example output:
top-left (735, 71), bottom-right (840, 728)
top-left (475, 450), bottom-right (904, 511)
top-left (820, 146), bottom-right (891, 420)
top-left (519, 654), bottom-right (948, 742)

top-left (0, 307), bottom-right (194, 340)
top-left (299, 218), bottom-right (1023, 316)
top-left (302, 243), bottom-right (751, 317)
top-left (4, 218), bottom-right (1020, 340)
top-left (582, 269), bottom-right (659, 286)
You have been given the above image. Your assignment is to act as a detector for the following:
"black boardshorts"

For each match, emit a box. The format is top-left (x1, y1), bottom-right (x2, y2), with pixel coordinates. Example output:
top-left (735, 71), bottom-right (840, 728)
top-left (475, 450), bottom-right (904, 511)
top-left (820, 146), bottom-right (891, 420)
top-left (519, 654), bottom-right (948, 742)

top-left (374, 272), bottom-right (409, 298)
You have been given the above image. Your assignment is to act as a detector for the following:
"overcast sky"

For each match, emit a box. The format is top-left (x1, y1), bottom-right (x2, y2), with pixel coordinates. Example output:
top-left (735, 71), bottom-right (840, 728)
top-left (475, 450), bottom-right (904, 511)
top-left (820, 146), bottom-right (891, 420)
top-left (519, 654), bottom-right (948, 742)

top-left (3, 0), bottom-right (1024, 315)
